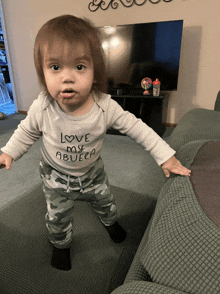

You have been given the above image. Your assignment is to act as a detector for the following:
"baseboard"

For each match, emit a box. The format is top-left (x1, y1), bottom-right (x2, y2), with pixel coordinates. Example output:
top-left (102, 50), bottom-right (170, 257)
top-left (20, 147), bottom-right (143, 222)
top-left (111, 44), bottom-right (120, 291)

top-left (18, 110), bottom-right (27, 115)
top-left (162, 122), bottom-right (177, 128)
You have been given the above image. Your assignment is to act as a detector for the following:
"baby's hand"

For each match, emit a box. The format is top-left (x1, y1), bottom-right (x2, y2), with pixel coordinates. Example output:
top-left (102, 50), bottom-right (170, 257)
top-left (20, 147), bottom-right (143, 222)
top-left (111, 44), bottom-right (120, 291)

top-left (161, 156), bottom-right (191, 178)
top-left (0, 153), bottom-right (13, 170)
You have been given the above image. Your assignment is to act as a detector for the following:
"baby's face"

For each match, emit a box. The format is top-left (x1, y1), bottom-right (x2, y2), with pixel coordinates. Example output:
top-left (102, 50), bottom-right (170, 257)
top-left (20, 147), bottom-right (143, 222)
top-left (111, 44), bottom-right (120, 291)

top-left (42, 40), bottom-right (95, 114)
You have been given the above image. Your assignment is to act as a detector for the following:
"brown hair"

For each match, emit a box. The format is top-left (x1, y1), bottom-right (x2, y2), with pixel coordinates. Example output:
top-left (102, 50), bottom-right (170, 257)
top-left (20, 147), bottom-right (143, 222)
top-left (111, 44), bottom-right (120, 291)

top-left (34, 15), bottom-right (107, 96)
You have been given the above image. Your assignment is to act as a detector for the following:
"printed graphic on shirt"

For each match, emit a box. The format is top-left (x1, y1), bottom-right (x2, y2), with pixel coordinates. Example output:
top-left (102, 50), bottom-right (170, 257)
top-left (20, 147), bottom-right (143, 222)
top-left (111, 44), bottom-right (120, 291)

top-left (56, 132), bottom-right (96, 163)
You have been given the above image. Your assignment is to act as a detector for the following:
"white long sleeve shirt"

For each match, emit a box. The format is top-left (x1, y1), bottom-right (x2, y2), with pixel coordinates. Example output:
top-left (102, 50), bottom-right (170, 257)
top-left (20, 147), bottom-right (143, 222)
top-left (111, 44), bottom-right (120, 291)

top-left (1, 91), bottom-right (175, 176)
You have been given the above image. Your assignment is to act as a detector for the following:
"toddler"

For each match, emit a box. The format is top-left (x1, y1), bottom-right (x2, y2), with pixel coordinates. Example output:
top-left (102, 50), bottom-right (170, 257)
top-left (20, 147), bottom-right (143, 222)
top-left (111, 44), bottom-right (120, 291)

top-left (0, 15), bottom-right (191, 271)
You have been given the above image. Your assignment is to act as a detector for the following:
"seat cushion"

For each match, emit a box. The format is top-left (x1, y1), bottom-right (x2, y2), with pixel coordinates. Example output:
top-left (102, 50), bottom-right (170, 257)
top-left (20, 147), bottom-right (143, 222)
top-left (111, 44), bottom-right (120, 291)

top-left (140, 140), bottom-right (220, 294)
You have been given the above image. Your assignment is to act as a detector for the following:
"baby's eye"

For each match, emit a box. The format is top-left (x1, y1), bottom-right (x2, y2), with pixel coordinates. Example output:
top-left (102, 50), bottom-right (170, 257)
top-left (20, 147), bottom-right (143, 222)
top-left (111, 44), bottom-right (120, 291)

top-left (50, 65), bottom-right (60, 71)
top-left (76, 64), bottom-right (85, 71)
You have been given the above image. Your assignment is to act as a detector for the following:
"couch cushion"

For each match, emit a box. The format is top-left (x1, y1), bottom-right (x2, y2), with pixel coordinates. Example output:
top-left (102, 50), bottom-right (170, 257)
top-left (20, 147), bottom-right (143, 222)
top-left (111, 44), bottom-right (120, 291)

top-left (0, 183), bottom-right (156, 294)
top-left (140, 140), bottom-right (220, 294)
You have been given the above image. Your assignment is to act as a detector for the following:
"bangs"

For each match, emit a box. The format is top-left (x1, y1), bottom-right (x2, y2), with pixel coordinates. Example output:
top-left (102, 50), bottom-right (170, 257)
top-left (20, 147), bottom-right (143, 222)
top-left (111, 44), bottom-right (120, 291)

top-left (41, 36), bottom-right (93, 65)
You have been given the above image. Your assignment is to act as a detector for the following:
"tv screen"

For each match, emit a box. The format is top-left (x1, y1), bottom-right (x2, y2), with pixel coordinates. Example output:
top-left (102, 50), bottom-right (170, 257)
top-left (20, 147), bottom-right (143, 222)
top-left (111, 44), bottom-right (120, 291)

top-left (99, 19), bottom-right (183, 95)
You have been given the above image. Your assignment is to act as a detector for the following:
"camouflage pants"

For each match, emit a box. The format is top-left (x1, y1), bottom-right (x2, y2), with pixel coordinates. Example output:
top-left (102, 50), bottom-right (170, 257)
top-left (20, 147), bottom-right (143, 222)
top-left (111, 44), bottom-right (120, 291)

top-left (39, 157), bottom-right (117, 248)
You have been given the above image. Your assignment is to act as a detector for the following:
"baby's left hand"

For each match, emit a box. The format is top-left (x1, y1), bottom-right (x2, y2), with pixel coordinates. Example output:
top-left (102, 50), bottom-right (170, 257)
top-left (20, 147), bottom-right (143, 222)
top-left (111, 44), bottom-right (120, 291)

top-left (161, 156), bottom-right (191, 178)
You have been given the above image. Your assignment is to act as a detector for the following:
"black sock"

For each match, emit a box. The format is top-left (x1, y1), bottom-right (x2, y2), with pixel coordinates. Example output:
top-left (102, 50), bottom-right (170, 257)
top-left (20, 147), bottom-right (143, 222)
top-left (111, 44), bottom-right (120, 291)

top-left (51, 246), bottom-right (71, 271)
top-left (105, 221), bottom-right (127, 243)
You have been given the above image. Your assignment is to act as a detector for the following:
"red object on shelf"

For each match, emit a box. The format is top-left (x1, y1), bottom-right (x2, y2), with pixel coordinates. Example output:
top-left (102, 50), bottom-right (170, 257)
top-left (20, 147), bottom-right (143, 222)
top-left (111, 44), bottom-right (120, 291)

top-left (153, 79), bottom-right (161, 96)
top-left (153, 78), bottom-right (160, 86)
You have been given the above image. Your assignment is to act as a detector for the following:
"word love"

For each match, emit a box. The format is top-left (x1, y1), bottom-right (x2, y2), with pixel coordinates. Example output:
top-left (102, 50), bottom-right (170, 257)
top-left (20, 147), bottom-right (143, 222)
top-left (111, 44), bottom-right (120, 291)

top-left (61, 133), bottom-right (90, 144)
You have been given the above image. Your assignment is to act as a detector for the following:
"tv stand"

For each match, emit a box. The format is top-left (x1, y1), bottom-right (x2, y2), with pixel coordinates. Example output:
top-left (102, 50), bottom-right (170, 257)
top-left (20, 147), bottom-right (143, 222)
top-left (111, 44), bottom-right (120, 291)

top-left (109, 94), bottom-right (168, 137)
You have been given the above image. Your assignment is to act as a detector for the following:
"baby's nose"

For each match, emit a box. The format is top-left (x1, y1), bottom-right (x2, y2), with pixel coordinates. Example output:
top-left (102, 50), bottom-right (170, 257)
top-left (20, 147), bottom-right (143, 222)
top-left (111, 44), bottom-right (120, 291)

top-left (62, 70), bottom-right (75, 83)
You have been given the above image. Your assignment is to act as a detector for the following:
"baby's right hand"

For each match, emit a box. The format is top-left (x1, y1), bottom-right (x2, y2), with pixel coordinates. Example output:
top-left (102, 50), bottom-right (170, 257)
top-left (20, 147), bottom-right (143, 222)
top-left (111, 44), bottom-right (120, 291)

top-left (0, 153), bottom-right (13, 170)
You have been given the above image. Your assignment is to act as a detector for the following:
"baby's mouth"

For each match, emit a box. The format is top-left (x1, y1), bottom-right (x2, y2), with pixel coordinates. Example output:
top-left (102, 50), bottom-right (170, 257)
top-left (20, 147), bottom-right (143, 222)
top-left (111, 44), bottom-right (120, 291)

top-left (61, 89), bottom-right (75, 98)
top-left (63, 90), bottom-right (73, 93)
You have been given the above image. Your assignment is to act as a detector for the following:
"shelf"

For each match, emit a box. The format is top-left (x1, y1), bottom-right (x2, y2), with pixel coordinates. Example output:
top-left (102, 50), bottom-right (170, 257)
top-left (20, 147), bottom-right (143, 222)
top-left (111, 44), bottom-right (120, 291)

top-left (111, 94), bottom-right (168, 137)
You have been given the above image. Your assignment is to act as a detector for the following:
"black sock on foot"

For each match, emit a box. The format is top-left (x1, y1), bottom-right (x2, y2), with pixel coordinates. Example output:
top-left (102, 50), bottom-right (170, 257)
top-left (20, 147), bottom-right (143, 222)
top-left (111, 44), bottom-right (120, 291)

top-left (51, 246), bottom-right (71, 271)
top-left (105, 221), bottom-right (127, 243)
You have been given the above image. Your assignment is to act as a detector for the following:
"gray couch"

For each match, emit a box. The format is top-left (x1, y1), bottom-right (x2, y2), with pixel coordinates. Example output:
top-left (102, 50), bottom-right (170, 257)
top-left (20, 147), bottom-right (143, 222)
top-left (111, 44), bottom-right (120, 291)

top-left (111, 92), bottom-right (220, 294)
top-left (1, 93), bottom-right (220, 294)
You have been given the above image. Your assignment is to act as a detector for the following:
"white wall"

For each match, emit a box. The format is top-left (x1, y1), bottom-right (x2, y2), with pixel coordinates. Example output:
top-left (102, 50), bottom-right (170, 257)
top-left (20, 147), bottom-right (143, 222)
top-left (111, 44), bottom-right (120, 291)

top-left (1, 0), bottom-right (220, 124)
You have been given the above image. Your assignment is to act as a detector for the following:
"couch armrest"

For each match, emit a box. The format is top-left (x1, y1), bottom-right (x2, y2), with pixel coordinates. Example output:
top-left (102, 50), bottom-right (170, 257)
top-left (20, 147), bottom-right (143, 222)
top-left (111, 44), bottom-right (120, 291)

top-left (111, 281), bottom-right (188, 294)
top-left (167, 108), bottom-right (220, 151)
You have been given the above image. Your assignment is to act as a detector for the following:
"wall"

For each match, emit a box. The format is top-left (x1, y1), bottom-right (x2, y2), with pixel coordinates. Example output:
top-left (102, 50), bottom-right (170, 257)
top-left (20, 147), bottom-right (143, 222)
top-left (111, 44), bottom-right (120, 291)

top-left (1, 0), bottom-right (220, 124)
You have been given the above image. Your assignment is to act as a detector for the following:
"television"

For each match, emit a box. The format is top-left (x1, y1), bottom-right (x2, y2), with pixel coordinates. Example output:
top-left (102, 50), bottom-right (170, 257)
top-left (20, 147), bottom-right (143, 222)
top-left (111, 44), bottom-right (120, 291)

top-left (99, 19), bottom-right (183, 95)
